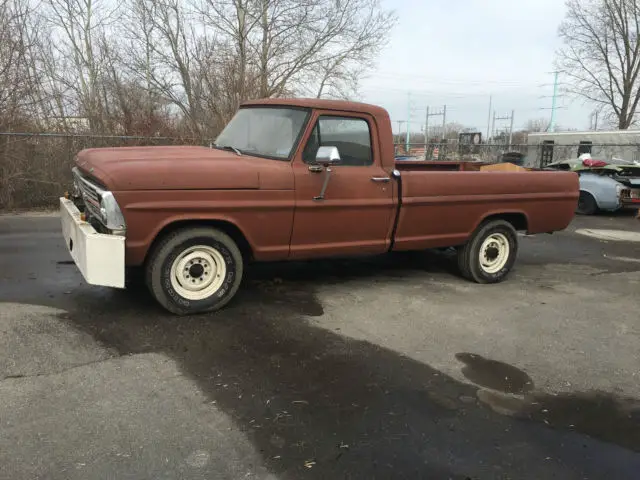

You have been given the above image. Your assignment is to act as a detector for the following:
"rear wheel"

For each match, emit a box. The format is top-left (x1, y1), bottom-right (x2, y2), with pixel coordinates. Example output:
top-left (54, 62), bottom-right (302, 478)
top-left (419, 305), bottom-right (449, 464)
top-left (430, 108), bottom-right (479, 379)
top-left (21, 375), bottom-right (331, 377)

top-left (146, 227), bottom-right (243, 315)
top-left (457, 220), bottom-right (518, 284)
top-left (576, 191), bottom-right (598, 215)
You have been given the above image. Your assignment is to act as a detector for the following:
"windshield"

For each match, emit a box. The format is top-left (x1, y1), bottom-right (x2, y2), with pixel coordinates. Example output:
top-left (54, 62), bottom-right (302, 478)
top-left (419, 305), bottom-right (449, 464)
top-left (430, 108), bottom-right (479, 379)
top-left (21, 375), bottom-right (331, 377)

top-left (215, 107), bottom-right (309, 160)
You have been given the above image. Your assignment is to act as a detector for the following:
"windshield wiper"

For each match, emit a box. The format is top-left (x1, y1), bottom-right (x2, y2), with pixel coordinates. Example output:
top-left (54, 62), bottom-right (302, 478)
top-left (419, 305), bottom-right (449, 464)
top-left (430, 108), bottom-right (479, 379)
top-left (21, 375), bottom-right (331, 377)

top-left (214, 144), bottom-right (242, 156)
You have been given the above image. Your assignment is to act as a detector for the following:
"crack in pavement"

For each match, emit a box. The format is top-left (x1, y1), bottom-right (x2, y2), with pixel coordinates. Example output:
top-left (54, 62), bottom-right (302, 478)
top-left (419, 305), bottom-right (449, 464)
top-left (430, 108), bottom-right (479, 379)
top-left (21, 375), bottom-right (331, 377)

top-left (1, 354), bottom-right (123, 382)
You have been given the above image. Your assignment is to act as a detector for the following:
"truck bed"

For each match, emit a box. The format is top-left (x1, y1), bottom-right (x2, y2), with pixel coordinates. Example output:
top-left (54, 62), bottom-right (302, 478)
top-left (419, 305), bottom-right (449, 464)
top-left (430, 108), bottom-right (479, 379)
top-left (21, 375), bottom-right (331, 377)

top-left (392, 165), bottom-right (579, 251)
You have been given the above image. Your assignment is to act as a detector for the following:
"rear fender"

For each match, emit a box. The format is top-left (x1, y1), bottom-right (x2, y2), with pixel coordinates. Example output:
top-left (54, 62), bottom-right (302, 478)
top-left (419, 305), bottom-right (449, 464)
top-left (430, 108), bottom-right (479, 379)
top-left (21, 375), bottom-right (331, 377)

top-left (471, 210), bottom-right (530, 235)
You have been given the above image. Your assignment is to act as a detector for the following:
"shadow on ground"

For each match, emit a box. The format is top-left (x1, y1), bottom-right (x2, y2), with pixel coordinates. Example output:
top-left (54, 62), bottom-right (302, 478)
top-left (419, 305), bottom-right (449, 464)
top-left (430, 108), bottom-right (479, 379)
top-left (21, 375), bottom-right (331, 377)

top-left (40, 255), bottom-right (639, 479)
top-left (2, 232), bottom-right (639, 478)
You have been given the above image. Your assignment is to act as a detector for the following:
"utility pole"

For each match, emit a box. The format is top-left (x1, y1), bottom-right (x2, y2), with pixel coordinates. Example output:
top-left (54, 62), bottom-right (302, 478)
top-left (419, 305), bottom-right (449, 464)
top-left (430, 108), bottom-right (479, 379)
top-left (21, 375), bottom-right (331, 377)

top-left (486, 95), bottom-right (492, 142)
top-left (424, 106), bottom-right (429, 151)
top-left (508, 109), bottom-right (514, 148)
top-left (423, 105), bottom-right (447, 159)
top-left (491, 111), bottom-right (496, 143)
top-left (442, 105), bottom-right (447, 139)
top-left (549, 71), bottom-right (559, 133)
top-left (590, 111), bottom-right (599, 131)
top-left (406, 93), bottom-right (411, 153)
top-left (494, 110), bottom-right (514, 147)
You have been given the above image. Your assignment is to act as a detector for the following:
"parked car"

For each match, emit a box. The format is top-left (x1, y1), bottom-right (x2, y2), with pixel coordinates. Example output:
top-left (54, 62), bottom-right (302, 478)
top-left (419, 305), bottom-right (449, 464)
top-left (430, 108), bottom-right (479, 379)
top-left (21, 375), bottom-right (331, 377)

top-left (575, 171), bottom-right (626, 215)
top-left (545, 160), bottom-right (640, 214)
top-left (584, 165), bottom-right (640, 210)
top-left (60, 98), bottom-right (579, 315)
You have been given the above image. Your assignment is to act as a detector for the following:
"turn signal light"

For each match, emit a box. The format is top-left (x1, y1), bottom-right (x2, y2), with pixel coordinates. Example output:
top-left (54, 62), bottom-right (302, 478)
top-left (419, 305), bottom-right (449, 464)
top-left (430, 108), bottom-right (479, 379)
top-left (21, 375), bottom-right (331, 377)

top-left (64, 191), bottom-right (70, 199)
top-left (80, 212), bottom-right (86, 222)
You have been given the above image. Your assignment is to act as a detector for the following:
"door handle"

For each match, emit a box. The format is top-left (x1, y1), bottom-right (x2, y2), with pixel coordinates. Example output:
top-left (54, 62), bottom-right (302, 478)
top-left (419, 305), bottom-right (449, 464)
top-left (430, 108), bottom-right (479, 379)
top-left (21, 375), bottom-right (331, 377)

top-left (371, 176), bottom-right (391, 183)
top-left (308, 165), bottom-right (323, 173)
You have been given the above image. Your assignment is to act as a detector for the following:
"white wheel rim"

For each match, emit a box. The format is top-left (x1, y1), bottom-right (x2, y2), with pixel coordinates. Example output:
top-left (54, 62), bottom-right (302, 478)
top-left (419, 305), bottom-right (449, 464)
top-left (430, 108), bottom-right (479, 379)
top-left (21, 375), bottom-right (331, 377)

top-left (170, 245), bottom-right (227, 301)
top-left (479, 233), bottom-right (510, 274)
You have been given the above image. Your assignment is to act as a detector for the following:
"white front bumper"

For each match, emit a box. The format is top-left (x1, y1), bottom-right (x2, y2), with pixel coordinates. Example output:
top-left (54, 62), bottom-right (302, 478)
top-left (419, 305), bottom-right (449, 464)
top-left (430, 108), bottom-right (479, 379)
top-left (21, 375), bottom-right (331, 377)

top-left (60, 197), bottom-right (125, 288)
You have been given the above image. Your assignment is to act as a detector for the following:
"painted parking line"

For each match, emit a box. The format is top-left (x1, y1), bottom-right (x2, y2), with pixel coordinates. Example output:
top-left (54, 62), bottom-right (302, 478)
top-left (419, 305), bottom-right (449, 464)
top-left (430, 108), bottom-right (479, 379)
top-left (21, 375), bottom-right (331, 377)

top-left (603, 254), bottom-right (640, 264)
top-left (575, 228), bottom-right (640, 242)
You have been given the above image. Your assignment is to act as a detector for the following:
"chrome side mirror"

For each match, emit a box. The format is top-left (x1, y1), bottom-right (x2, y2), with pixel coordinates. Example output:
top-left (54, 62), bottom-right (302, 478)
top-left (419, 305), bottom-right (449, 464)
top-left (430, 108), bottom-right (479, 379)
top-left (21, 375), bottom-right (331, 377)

top-left (312, 146), bottom-right (341, 201)
top-left (315, 146), bottom-right (341, 166)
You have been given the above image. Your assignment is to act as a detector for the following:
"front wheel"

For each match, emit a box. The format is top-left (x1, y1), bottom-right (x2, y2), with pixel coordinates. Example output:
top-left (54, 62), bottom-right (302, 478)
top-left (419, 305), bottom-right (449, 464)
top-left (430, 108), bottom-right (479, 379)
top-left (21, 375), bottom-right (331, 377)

top-left (457, 220), bottom-right (518, 284)
top-left (146, 227), bottom-right (243, 315)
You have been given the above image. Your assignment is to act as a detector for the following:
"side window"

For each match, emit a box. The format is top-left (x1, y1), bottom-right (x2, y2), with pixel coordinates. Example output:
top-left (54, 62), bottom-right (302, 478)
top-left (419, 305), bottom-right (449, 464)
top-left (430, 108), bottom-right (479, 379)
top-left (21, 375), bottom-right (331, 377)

top-left (302, 116), bottom-right (373, 166)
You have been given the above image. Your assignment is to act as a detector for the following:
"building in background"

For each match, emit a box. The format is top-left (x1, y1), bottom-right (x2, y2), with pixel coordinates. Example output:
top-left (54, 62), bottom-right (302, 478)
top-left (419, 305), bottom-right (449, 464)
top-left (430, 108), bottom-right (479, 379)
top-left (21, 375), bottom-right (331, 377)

top-left (527, 130), bottom-right (640, 167)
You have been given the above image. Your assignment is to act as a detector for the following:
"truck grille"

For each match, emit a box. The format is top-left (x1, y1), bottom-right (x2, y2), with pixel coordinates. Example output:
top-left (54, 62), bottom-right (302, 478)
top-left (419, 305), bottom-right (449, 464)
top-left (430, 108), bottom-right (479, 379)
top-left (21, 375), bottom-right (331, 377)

top-left (72, 167), bottom-right (104, 220)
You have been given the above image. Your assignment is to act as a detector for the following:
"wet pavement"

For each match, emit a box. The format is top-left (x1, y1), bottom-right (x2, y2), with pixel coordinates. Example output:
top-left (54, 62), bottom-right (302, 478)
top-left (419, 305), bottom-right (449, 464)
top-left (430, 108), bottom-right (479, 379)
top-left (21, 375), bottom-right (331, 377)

top-left (0, 212), bottom-right (639, 479)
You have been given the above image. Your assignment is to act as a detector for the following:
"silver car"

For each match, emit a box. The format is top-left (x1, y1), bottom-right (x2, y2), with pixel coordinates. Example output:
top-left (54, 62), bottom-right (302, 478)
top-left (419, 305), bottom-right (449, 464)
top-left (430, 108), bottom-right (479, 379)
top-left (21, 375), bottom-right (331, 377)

top-left (544, 160), bottom-right (625, 215)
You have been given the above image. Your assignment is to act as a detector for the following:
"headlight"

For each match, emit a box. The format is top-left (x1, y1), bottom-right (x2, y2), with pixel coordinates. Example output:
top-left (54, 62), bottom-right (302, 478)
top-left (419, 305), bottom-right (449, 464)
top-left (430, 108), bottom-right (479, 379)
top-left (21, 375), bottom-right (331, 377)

top-left (99, 191), bottom-right (126, 231)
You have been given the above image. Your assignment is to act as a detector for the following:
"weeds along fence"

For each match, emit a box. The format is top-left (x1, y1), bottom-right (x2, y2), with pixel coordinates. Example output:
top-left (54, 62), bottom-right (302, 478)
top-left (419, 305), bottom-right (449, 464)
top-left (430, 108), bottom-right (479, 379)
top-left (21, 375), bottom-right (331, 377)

top-left (0, 132), bottom-right (208, 211)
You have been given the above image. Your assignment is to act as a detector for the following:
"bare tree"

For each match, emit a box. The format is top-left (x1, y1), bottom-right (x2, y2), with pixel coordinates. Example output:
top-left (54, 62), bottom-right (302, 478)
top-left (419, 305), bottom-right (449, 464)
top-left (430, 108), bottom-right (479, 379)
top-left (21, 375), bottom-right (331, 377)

top-left (40, 0), bottom-right (122, 131)
top-left (122, 0), bottom-right (223, 135)
top-left (0, 0), bottom-right (37, 128)
top-left (196, 0), bottom-right (395, 103)
top-left (525, 118), bottom-right (550, 132)
top-left (557, 0), bottom-right (640, 129)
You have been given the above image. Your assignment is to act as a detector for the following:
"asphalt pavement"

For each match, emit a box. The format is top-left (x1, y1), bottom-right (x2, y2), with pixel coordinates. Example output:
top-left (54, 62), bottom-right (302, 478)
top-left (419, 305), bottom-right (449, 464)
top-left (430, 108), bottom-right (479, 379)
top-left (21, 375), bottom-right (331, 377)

top-left (0, 211), bottom-right (639, 479)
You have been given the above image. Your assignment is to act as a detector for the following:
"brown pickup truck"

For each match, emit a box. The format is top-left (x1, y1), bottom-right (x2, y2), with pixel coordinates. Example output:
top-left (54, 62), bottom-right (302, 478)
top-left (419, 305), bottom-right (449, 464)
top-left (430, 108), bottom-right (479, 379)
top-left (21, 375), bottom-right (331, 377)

top-left (60, 98), bottom-right (579, 314)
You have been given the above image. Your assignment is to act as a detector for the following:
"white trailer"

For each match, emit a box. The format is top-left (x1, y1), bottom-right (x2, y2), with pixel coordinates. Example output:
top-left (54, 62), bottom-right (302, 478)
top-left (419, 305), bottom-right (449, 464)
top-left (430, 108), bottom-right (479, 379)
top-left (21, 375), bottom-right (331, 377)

top-left (527, 130), bottom-right (640, 167)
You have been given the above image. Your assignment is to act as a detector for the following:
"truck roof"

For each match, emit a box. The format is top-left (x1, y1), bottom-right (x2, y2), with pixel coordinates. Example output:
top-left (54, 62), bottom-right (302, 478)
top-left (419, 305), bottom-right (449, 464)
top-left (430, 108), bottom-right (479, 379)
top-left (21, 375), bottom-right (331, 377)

top-left (242, 97), bottom-right (390, 117)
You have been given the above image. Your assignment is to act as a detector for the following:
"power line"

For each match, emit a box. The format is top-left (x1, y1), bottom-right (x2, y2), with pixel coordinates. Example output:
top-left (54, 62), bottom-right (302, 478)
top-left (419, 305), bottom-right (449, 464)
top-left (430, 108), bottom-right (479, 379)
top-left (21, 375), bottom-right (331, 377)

top-left (361, 85), bottom-right (542, 97)
top-left (366, 71), bottom-right (544, 87)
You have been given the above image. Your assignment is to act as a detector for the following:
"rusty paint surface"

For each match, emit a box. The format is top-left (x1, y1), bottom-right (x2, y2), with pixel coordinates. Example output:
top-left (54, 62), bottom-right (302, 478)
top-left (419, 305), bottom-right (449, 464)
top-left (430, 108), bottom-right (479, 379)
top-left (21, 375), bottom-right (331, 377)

top-left (72, 98), bottom-right (579, 266)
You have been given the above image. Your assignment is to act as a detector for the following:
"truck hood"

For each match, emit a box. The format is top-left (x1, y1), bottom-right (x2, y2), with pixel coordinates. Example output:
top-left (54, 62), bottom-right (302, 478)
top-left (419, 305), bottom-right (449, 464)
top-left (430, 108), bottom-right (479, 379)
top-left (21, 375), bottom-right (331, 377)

top-left (75, 146), bottom-right (265, 190)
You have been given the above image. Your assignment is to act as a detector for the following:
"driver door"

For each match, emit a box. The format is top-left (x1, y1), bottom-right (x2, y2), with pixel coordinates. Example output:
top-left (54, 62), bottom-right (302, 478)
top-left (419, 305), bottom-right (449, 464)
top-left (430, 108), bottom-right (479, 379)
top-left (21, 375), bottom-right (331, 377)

top-left (289, 111), bottom-right (396, 259)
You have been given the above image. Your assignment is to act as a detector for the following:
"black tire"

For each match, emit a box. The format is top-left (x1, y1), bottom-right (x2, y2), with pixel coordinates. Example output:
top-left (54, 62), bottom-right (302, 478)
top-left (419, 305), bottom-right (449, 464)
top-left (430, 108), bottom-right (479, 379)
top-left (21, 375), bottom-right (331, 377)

top-left (457, 219), bottom-right (518, 284)
top-left (576, 191), bottom-right (598, 215)
top-left (145, 227), bottom-right (243, 315)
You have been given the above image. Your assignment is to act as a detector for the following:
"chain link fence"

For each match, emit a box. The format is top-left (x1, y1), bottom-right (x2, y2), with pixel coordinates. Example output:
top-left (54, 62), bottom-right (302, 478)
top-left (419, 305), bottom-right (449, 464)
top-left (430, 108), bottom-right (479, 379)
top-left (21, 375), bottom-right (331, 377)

top-left (394, 142), bottom-right (528, 163)
top-left (0, 132), bottom-right (208, 211)
top-left (3, 132), bottom-right (640, 211)
top-left (394, 141), bottom-right (640, 168)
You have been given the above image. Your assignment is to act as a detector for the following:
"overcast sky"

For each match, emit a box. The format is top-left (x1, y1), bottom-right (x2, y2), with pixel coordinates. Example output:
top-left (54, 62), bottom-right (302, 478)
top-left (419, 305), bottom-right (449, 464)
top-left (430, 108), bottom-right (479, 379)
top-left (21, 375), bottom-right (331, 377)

top-left (358, 0), bottom-right (594, 135)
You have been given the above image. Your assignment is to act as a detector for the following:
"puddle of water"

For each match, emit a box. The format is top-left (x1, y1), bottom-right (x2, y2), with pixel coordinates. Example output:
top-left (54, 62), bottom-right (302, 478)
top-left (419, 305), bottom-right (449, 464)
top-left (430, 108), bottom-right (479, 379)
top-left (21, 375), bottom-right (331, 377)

top-left (455, 353), bottom-right (534, 395)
